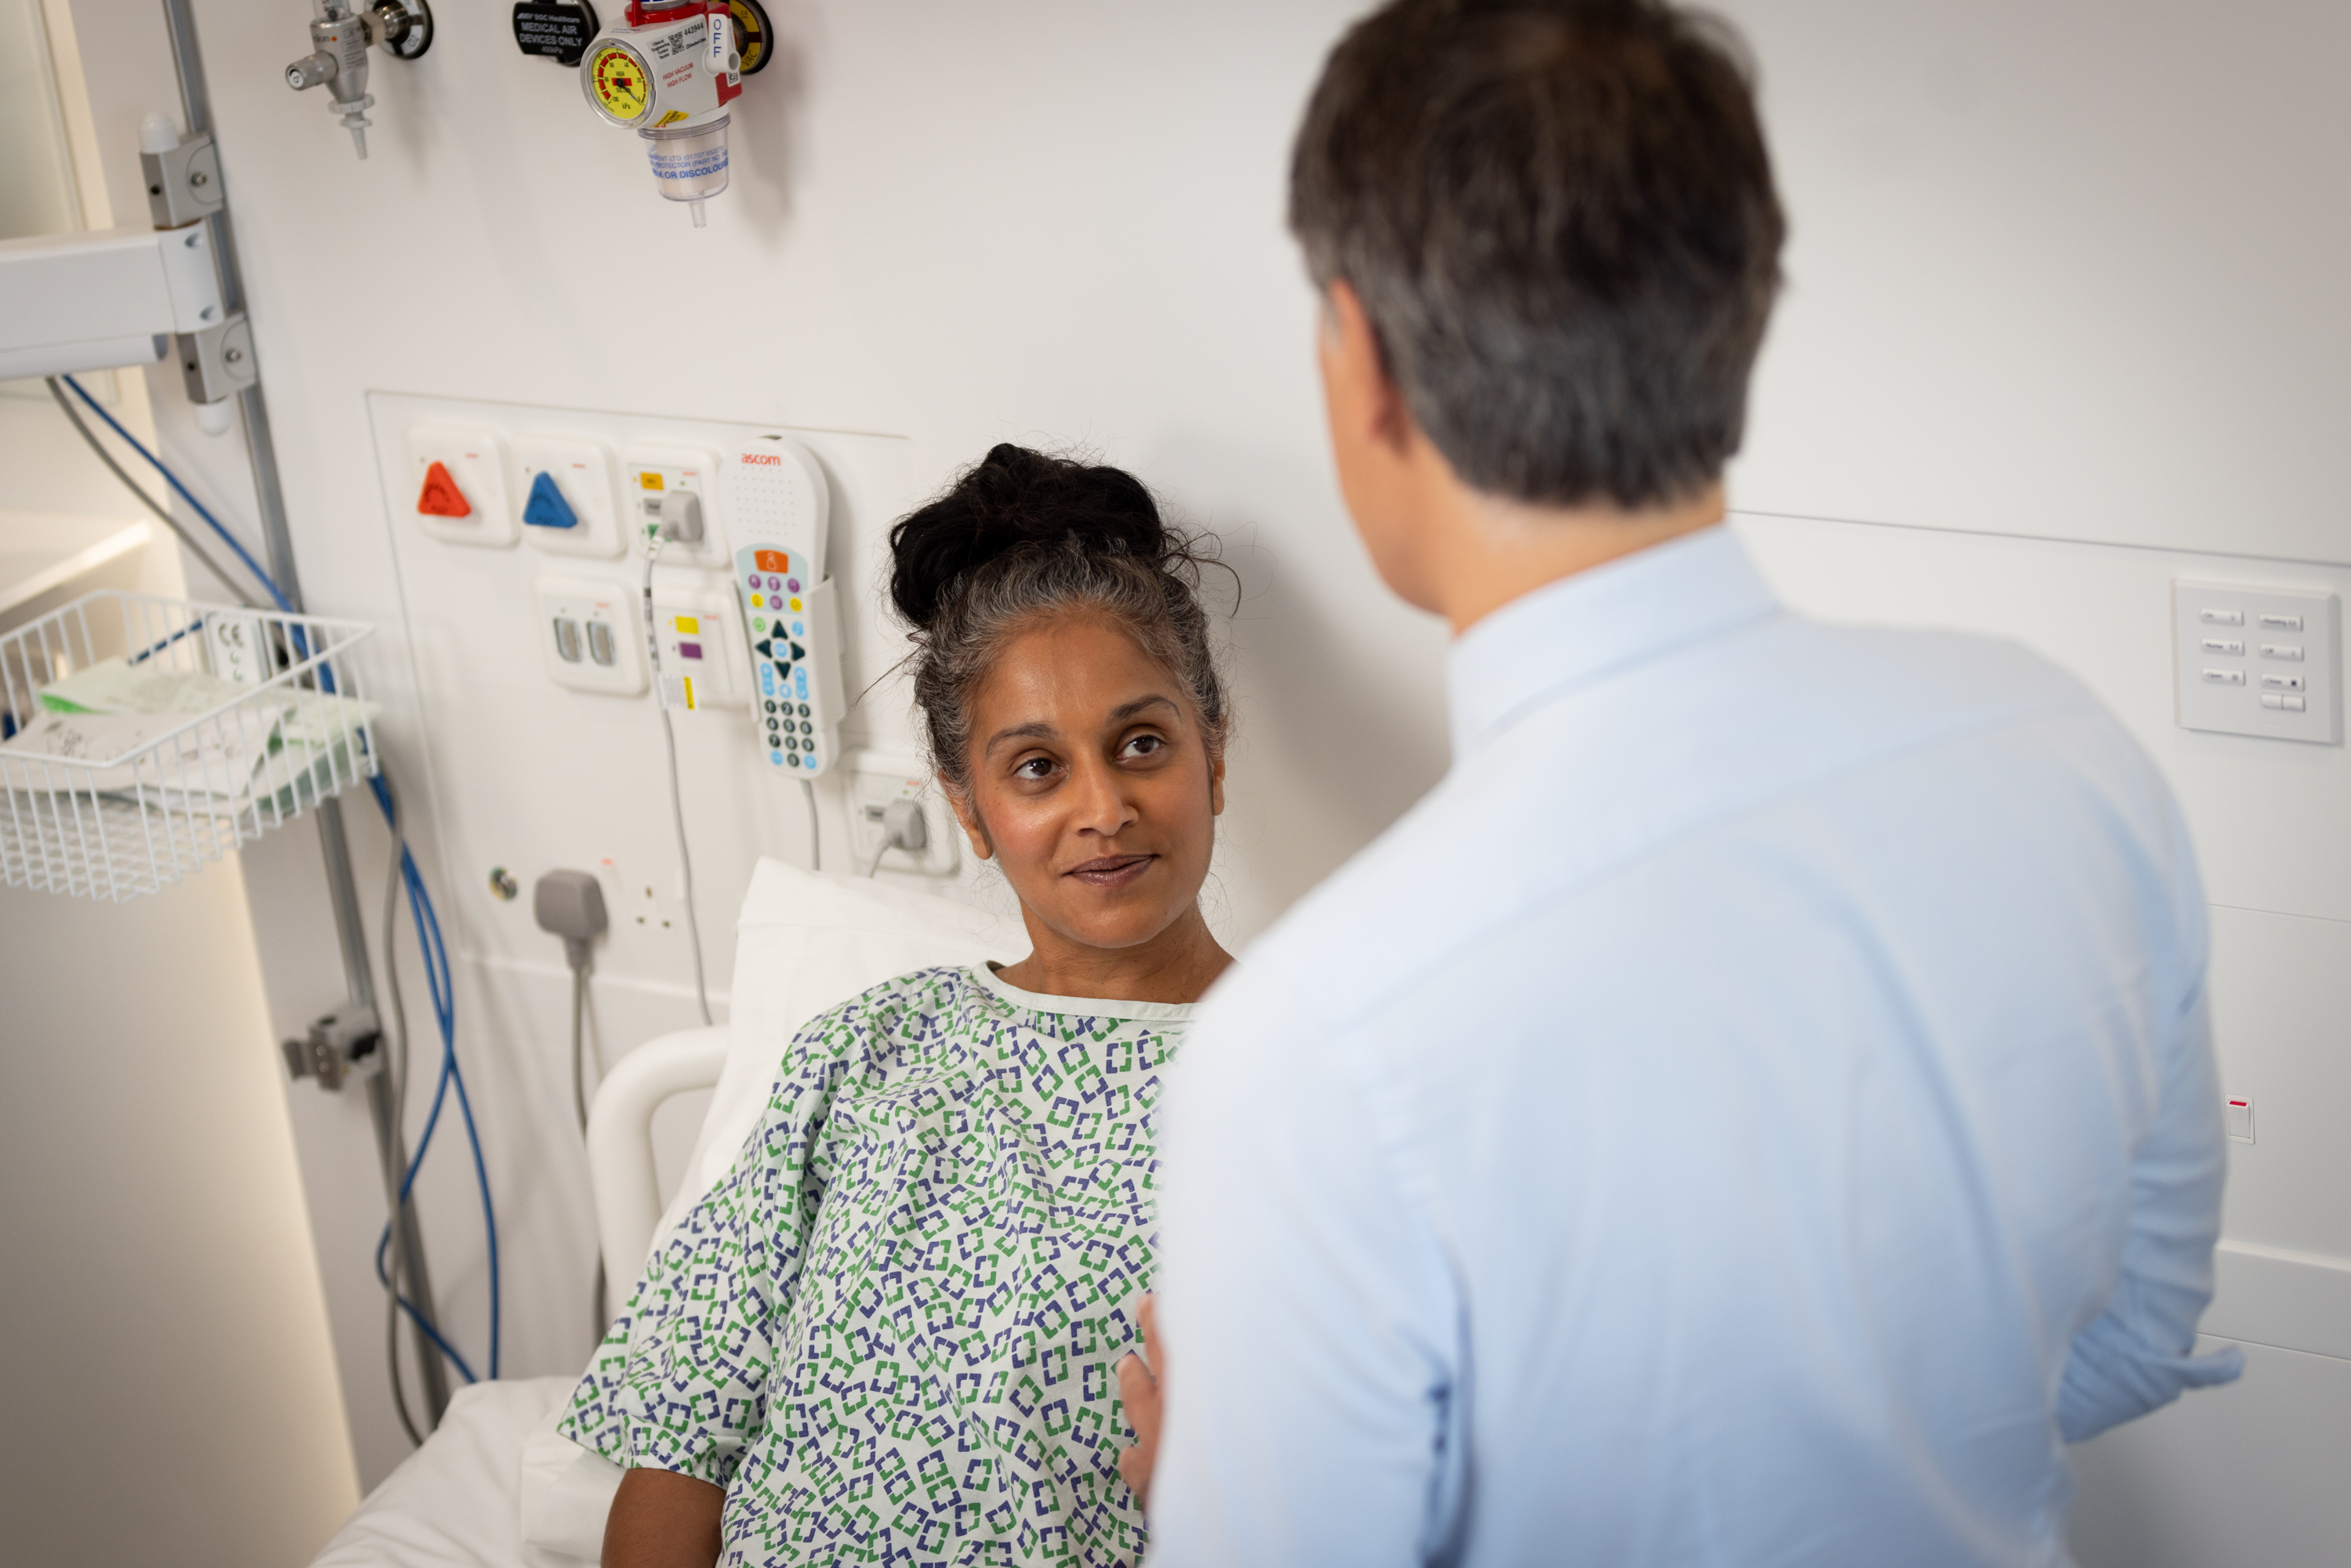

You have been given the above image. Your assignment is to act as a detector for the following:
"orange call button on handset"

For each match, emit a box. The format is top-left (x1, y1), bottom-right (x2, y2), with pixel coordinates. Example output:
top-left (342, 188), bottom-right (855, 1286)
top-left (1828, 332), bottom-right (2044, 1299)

top-left (755, 549), bottom-right (788, 572)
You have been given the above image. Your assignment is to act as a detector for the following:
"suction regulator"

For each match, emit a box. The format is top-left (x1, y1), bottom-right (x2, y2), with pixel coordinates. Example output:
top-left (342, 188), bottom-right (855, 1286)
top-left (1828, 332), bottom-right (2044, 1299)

top-left (578, 0), bottom-right (773, 226)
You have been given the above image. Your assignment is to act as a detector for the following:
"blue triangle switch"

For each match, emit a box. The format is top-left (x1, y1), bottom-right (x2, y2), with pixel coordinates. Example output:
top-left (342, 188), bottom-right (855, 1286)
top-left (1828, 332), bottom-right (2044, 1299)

top-left (523, 470), bottom-right (579, 530)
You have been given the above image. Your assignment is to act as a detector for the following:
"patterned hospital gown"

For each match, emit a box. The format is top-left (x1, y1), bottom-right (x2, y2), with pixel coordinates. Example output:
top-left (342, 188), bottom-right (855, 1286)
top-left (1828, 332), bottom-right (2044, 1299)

top-left (561, 965), bottom-right (1189, 1566)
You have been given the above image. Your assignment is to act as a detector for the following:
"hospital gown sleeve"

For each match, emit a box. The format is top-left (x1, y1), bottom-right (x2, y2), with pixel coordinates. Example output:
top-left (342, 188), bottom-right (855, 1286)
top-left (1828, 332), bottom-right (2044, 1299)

top-left (557, 1020), bottom-right (853, 1488)
top-left (1145, 961), bottom-right (1462, 1568)
top-left (2056, 978), bottom-right (2244, 1443)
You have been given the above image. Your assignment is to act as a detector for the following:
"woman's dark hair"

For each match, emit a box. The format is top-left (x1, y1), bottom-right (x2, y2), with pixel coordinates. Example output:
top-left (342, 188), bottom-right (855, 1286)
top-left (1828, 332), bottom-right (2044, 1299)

top-left (1289, 0), bottom-right (1784, 509)
top-left (886, 444), bottom-right (1229, 801)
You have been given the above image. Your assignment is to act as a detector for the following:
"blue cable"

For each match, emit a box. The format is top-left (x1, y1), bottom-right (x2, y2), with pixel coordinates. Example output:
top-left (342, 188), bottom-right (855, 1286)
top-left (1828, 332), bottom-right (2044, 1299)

top-left (60, 375), bottom-right (293, 616)
top-left (65, 375), bottom-right (501, 1383)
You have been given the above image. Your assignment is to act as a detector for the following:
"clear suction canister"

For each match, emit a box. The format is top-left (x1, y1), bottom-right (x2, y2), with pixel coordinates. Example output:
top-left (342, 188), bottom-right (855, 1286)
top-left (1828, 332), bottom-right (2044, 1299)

top-left (642, 113), bottom-right (730, 227)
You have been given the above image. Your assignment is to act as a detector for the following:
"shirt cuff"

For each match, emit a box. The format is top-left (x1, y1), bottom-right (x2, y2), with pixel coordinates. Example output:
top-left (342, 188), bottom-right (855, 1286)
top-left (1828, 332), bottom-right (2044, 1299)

top-left (2058, 1316), bottom-right (2244, 1443)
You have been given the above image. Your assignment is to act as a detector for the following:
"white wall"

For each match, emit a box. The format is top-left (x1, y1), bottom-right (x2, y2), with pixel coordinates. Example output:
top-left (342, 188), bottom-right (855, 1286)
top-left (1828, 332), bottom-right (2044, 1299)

top-left (59, 0), bottom-right (2345, 1548)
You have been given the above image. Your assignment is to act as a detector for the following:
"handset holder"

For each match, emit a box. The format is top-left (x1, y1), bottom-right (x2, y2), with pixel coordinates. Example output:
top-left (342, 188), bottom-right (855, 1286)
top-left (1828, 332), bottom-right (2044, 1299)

top-left (722, 437), bottom-right (842, 777)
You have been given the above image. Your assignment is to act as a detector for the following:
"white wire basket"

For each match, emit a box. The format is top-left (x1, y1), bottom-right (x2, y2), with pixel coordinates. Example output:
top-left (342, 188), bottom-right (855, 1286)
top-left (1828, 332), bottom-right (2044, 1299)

top-left (0, 590), bottom-right (378, 902)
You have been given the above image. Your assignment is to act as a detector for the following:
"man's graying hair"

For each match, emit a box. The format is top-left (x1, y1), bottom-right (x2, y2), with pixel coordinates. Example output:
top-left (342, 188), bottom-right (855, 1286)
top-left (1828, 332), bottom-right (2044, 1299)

top-left (1290, 0), bottom-right (1785, 509)
top-left (886, 444), bottom-right (1229, 803)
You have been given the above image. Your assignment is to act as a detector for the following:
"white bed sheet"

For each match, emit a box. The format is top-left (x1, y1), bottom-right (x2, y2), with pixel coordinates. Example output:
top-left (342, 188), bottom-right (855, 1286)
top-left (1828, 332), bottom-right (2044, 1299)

top-left (312, 1376), bottom-right (575, 1568)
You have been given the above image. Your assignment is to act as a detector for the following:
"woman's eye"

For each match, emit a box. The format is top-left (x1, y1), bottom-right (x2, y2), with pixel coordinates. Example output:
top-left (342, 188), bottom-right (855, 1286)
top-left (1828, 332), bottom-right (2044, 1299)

top-left (1013, 757), bottom-right (1056, 780)
top-left (1122, 733), bottom-right (1165, 759)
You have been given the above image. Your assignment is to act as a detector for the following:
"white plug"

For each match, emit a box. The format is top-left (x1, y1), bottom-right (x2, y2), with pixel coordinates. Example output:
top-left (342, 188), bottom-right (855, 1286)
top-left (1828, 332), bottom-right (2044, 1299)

top-left (657, 490), bottom-right (704, 545)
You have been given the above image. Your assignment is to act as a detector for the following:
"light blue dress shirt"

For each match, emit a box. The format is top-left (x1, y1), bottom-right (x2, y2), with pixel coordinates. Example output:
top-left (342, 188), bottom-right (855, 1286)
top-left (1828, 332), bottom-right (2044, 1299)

top-left (1149, 526), bottom-right (2239, 1567)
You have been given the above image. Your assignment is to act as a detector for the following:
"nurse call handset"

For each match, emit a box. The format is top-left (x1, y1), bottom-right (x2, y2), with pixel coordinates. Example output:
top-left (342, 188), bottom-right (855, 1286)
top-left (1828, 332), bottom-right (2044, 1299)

top-left (723, 437), bottom-right (844, 778)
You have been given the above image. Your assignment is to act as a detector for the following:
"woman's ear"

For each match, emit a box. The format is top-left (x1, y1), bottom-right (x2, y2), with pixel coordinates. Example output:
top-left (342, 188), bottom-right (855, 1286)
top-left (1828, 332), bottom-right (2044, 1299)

top-left (1208, 744), bottom-right (1226, 818)
top-left (942, 773), bottom-right (994, 861)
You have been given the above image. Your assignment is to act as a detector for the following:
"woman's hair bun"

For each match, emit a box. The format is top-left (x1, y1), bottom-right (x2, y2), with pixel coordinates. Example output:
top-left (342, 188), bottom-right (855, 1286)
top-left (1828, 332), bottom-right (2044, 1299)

top-left (888, 444), bottom-right (1173, 631)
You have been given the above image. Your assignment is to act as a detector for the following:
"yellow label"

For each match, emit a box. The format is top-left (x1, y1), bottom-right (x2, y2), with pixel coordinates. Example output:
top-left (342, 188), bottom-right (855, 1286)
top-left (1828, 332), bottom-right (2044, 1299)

top-left (673, 615), bottom-right (699, 634)
top-left (639, 471), bottom-right (664, 491)
top-left (653, 109), bottom-right (690, 128)
top-left (681, 676), bottom-right (696, 710)
top-left (589, 43), bottom-right (650, 122)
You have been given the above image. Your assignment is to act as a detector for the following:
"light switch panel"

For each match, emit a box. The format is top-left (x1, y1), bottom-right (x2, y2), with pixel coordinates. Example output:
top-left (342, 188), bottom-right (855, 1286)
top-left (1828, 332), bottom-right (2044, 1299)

top-left (2173, 580), bottom-right (2339, 744)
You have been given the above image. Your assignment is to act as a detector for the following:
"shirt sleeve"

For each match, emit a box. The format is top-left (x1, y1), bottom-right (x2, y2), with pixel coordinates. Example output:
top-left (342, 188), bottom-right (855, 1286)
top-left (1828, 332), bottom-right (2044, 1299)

top-left (557, 1017), bottom-right (852, 1487)
top-left (2057, 976), bottom-right (2244, 1443)
top-left (1145, 961), bottom-right (1463, 1567)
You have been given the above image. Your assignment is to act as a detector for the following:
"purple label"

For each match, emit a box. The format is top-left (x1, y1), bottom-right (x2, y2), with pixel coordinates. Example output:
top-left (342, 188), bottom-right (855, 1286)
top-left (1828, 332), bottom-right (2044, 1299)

top-left (678, 641), bottom-right (703, 659)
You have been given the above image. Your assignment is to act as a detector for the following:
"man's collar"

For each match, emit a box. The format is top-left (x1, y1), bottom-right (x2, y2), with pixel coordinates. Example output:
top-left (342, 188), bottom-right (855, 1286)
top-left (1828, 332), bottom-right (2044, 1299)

top-left (1446, 524), bottom-right (1782, 759)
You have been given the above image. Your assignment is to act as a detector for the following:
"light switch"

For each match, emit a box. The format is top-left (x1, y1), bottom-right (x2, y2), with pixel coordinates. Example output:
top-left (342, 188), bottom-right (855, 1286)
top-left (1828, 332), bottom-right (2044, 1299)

top-left (2174, 581), bottom-right (2340, 744)
top-left (2224, 1098), bottom-right (2255, 1143)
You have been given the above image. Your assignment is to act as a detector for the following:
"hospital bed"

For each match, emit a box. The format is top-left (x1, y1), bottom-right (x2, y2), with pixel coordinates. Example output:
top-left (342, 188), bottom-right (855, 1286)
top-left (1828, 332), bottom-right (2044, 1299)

top-left (309, 859), bottom-right (1025, 1568)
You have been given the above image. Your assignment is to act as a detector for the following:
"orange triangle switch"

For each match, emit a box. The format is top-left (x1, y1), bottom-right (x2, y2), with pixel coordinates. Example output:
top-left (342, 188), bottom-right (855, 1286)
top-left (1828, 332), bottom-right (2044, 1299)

top-left (417, 461), bottom-right (472, 519)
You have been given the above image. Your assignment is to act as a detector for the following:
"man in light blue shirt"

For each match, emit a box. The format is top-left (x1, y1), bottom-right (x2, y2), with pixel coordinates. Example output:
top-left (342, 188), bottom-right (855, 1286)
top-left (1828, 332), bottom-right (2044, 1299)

top-left (1118, 2), bottom-right (2240, 1563)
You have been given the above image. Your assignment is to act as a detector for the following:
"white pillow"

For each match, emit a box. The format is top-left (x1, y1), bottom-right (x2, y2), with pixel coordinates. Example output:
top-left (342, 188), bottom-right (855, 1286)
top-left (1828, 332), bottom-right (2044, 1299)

top-left (520, 857), bottom-right (1027, 1559)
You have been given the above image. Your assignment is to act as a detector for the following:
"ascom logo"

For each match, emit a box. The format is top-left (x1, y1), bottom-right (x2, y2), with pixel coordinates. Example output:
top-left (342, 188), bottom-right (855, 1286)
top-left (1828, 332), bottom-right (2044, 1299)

top-left (741, 453), bottom-right (782, 465)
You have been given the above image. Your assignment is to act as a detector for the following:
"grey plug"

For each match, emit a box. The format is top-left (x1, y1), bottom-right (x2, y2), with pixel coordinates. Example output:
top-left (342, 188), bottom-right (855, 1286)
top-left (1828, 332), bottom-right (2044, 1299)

top-left (882, 798), bottom-right (928, 853)
top-left (865, 798), bottom-right (929, 876)
top-left (657, 490), bottom-right (705, 545)
top-left (534, 869), bottom-right (608, 973)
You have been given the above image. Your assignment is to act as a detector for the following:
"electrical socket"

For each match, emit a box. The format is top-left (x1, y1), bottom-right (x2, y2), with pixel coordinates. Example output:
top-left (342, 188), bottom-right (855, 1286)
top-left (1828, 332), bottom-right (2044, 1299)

top-left (846, 754), bottom-right (959, 876)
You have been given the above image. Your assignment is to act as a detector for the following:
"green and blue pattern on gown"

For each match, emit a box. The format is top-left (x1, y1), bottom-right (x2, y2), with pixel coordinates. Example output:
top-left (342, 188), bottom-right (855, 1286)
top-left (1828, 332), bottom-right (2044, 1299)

top-left (561, 965), bottom-right (1187, 1567)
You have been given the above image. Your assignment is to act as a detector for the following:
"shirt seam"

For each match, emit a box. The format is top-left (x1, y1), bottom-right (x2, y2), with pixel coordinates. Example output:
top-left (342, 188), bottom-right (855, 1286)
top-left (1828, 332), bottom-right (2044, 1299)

top-left (1455, 601), bottom-right (1784, 759)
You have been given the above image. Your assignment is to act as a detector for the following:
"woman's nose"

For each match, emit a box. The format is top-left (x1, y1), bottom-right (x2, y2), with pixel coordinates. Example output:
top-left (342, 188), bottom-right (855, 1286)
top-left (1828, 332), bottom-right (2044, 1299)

top-left (1068, 757), bottom-right (1139, 835)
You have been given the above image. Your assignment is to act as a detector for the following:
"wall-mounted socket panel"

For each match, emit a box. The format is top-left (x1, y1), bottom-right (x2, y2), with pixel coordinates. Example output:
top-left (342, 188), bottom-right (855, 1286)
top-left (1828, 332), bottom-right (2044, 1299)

top-left (846, 752), bottom-right (961, 876)
top-left (2174, 580), bottom-right (2339, 745)
top-left (534, 575), bottom-right (646, 696)
top-left (403, 425), bottom-right (515, 548)
top-left (649, 585), bottom-right (743, 709)
top-left (515, 435), bottom-right (623, 559)
top-left (621, 445), bottom-right (726, 569)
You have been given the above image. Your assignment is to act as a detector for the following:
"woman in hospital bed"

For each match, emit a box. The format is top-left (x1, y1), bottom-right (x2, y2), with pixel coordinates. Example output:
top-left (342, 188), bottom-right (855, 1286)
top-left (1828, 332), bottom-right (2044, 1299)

top-left (563, 444), bottom-right (1232, 1568)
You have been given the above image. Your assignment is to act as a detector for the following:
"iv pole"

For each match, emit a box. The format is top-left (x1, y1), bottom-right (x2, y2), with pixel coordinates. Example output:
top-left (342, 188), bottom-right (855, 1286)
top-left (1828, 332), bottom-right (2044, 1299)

top-left (158, 0), bottom-right (452, 1426)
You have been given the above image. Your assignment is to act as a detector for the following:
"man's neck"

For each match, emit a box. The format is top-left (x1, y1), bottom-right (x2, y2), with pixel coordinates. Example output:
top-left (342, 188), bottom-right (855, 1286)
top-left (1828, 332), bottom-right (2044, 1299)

top-left (1423, 483), bottom-right (1727, 636)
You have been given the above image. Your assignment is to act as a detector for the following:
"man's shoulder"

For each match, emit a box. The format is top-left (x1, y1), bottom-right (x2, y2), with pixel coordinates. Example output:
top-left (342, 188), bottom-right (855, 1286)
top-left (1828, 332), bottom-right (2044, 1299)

top-left (1248, 614), bottom-right (2161, 1020)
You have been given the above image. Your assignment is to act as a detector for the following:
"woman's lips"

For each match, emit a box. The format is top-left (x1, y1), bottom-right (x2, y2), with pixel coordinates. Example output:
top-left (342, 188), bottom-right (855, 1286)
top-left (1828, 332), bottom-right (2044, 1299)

top-left (1066, 854), bottom-right (1154, 889)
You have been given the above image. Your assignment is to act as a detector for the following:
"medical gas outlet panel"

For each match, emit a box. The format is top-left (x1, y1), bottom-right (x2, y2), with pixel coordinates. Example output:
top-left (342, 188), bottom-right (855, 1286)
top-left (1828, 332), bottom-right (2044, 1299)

top-left (378, 403), bottom-right (844, 780)
top-left (724, 438), bottom-right (844, 777)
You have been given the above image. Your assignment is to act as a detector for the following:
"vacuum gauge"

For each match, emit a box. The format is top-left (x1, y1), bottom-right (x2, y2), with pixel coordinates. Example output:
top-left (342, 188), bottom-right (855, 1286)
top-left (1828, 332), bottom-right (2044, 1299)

top-left (583, 38), bottom-right (653, 125)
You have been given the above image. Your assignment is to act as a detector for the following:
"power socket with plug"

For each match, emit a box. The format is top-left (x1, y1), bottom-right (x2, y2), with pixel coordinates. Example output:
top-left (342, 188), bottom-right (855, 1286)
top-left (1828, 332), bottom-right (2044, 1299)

top-left (846, 755), bottom-right (959, 876)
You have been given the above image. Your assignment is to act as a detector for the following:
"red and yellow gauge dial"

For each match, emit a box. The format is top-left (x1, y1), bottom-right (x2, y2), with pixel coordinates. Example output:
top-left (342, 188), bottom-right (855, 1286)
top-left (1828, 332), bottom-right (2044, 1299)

top-left (585, 40), bottom-right (651, 124)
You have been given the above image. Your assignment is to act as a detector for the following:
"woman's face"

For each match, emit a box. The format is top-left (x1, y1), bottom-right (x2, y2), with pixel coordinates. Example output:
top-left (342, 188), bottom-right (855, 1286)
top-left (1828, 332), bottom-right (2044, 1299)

top-left (950, 613), bottom-right (1224, 956)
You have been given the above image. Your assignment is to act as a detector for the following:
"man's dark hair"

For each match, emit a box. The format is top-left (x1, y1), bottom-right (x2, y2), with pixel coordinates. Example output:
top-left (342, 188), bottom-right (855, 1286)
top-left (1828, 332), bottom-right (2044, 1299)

top-left (1290, 0), bottom-right (1784, 509)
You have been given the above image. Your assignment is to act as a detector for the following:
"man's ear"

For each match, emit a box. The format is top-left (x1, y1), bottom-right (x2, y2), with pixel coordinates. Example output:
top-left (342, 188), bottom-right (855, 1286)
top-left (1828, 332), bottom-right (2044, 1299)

top-left (1320, 280), bottom-right (1413, 458)
top-left (942, 774), bottom-right (994, 861)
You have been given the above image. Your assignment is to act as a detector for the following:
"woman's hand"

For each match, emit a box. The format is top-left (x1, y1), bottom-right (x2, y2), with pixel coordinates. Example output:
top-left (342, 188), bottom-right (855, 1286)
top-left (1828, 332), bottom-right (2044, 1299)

top-left (603, 1466), bottom-right (724, 1568)
top-left (1116, 1294), bottom-right (1166, 1512)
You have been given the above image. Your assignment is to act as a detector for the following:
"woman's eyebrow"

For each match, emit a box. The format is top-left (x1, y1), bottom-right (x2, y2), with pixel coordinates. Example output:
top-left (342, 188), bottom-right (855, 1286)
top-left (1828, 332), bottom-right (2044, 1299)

top-left (984, 719), bottom-right (1059, 756)
top-left (1108, 695), bottom-right (1179, 724)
